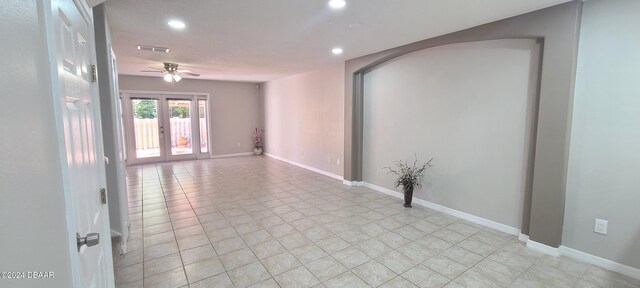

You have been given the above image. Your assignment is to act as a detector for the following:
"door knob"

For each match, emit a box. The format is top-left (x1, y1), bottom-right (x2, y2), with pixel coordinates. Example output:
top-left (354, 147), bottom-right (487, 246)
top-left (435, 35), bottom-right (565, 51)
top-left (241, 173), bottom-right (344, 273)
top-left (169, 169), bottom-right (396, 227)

top-left (76, 232), bottom-right (100, 251)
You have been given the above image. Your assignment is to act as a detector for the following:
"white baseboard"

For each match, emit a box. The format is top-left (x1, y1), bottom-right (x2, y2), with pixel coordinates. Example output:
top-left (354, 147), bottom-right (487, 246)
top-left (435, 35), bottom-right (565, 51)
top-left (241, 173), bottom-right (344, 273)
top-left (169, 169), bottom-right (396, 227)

top-left (361, 182), bottom-right (521, 236)
top-left (559, 246), bottom-right (640, 280)
top-left (210, 152), bottom-right (254, 159)
top-left (343, 180), bottom-right (364, 186)
top-left (520, 237), bottom-right (640, 280)
top-left (121, 220), bottom-right (129, 253)
top-left (271, 163), bottom-right (639, 281)
top-left (526, 239), bottom-right (560, 257)
top-left (264, 153), bottom-right (343, 181)
top-left (518, 233), bottom-right (529, 243)
top-left (110, 230), bottom-right (128, 254)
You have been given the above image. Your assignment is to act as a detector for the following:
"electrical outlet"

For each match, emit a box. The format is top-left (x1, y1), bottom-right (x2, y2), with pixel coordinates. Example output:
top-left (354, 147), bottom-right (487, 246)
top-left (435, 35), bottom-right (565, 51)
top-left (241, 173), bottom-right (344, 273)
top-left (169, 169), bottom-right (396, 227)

top-left (328, 157), bottom-right (332, 163)
top-left (594, 218), bottom-right (608, 235)
top-left (237, 142), bottom-right (241, 147)
top-left (337, 159), bottom-right (340, 166)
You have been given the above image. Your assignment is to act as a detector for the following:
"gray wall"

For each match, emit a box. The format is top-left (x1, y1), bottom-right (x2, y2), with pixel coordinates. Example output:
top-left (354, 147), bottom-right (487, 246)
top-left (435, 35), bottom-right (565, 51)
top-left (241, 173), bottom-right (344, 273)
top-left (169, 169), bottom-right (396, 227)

top-left (563, 0), bottom-right (640, 269)
top-left (345, 1), bottom-right (582, 248)
top-left (363, 39), bottom-right (538, 229)
top-left (118, 75), bottom-right (261, 156)
top-left (94, 4), bottom-right (129, 246)
top-left (0, 0), bottom-right (73, 287)
top-left (262, 63), bottom-right (345, 176)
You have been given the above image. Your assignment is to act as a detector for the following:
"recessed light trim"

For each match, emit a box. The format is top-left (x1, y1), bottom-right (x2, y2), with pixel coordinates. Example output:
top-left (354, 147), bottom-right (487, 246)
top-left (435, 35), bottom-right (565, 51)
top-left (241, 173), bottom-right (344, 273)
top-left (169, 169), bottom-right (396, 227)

top-left (332, 48), bottom-right (343, 55)
top-left (328, 0), bottom-right (346, 9)
top-left (167, 20), bottom-right (186, 29)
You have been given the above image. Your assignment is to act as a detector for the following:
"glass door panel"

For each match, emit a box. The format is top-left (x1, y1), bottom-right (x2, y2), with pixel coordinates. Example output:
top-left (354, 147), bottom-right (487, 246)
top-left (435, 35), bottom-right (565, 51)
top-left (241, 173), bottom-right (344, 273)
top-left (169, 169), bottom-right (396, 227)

top-left (198, 99), bottom-right (209, 154)
top-left (123, 92), bottom-right (208, 165)
top-left (167, 99), bottom-right (193, 156)
top-left (131, 99), bottom-right (161, 159)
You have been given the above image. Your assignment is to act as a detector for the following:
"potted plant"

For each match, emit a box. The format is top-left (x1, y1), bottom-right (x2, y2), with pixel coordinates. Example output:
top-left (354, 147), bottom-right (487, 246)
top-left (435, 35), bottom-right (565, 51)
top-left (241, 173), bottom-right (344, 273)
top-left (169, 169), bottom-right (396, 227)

top-left (178, 136), bottom-right (189, 147)
top-left (253, 128), bottom-right (264, 155)
top-left (385, 155), bottom-right (434, 208)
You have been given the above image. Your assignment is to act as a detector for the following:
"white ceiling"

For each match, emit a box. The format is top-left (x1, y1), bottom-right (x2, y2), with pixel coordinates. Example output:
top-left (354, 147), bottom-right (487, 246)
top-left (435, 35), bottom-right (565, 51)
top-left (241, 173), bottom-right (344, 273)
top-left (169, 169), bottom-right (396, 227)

top-left (105, 0), bottom-right (571, 83)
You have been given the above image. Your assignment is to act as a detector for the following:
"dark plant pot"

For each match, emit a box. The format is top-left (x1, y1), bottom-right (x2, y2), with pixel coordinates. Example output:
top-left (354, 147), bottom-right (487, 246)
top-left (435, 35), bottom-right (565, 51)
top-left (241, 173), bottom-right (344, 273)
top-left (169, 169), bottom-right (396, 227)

top-left (404, 186), bottom-right (413, 208)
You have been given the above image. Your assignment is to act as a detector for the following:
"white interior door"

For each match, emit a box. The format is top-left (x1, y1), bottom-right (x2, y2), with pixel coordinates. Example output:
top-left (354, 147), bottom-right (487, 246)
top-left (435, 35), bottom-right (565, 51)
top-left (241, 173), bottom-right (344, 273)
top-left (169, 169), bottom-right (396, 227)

top-left (53, 0), bottom-right (114, 287)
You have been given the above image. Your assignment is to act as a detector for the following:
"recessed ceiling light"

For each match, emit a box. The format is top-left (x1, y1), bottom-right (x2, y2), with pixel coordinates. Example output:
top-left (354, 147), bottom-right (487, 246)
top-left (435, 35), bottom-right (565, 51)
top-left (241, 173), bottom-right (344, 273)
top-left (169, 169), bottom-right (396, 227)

top-left (332, 48), bottom-right (343, 55)
top-left (328, 0), bottom-right (346, 9)
top-left (167, 20), bottom-right (186, 29)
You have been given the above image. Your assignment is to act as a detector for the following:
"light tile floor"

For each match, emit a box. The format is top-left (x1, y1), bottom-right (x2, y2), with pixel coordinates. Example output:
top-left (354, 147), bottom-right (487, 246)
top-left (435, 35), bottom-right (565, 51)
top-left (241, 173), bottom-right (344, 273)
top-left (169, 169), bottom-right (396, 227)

top-left (116, 156), bottom-right (640, 288)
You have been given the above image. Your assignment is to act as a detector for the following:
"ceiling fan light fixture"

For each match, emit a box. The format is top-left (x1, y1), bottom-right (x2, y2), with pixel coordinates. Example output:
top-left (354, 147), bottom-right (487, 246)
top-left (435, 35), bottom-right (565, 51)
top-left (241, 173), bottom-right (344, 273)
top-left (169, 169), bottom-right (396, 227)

top-left (147, 63), bottom-right (191, 82)
top-left (164, 72), bottom-right (182, 83)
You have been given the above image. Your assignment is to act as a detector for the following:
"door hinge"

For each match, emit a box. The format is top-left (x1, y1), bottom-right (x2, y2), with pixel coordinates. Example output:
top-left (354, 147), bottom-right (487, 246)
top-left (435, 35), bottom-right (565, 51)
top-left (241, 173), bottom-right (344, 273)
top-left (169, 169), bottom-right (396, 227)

top-left (100, 188), bottom-right (107, 204)
top-left (91, 64), bottom-right (97, 83)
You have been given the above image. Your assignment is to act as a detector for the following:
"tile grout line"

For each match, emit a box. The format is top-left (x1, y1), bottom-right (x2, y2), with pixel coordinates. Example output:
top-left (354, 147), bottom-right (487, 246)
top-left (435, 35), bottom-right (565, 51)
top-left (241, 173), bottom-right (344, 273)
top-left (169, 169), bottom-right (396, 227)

top-left (153, 164), bottom-right (189, 287)
top-left (141, 167), bottom-right (146, 287)
top-left (122, 157), bottom-right (613, 288)
top-left (180, 164), bottom-right (246, 287)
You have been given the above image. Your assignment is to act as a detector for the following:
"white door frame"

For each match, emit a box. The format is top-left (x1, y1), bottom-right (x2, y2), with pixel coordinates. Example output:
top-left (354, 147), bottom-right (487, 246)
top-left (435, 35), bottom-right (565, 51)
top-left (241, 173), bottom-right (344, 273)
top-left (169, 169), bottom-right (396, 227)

top-left (121, 90), bottom-right (211, 165)
top-left (109, 48), bottom-right (130, 252)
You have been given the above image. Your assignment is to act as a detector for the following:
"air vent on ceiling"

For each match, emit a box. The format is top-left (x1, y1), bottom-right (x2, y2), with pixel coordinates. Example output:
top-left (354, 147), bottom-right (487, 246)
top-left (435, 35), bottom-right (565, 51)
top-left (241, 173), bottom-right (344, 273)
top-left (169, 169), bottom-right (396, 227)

top-left (137, 45), bottom-right (170, 53)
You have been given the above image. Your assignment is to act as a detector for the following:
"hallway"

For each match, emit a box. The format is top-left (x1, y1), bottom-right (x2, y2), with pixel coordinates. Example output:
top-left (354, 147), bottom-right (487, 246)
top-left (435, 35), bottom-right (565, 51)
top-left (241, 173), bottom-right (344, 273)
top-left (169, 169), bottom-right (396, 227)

top-left (115, 156), bottom-right (639, 288)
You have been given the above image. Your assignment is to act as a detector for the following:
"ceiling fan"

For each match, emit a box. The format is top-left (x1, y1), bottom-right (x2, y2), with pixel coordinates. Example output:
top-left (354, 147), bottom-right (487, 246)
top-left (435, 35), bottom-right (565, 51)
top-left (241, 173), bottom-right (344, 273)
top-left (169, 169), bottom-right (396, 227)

top-left (141, 62), bottom-right (200, 82)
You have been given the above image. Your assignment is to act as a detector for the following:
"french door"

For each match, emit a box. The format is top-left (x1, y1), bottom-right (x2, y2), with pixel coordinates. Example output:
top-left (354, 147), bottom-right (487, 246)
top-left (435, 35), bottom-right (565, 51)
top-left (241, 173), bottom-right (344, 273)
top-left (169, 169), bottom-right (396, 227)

top-left (122, 92), bottom-right (210, 165)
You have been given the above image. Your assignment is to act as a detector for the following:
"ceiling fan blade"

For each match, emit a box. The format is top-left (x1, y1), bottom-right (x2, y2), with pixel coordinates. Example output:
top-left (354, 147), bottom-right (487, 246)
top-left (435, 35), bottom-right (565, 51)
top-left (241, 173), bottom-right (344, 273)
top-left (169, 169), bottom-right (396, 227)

top-left (147, 66), bottom-right (164, 71)
top-left (182, 72), bottom-right (200, 77)
top-left (140, 70), bottom-right (164, 73)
